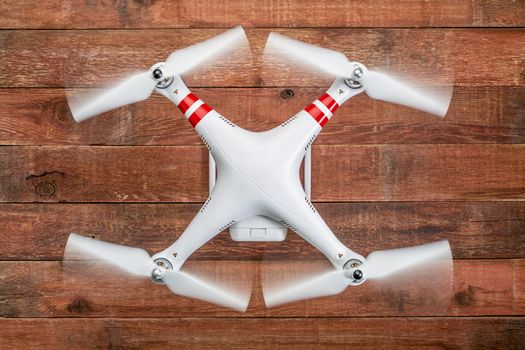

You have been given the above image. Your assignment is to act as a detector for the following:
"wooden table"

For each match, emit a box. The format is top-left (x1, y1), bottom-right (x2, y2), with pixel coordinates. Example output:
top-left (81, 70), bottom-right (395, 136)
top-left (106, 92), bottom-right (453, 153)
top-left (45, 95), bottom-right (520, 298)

top-left (0, 1), bottom-right (524, 348)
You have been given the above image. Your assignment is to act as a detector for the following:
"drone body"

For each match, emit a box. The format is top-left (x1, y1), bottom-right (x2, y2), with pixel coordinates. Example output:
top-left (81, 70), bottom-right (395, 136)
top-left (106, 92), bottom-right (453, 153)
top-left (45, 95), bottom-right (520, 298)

top-left (65, 26), bottom-right (453, 312)
top-left (152, 75), bottom-right (363, 272)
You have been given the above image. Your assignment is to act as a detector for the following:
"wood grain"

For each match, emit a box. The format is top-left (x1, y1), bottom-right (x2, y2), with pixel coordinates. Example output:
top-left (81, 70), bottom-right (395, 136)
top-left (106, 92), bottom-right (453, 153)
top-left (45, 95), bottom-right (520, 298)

top-left (1, 0), bottom-right (524, 29)
top-left (1, 2), bottom-right (524, 348)
top-left (0, 259), bottom-right (523, 318)
top-left (0, 144), bottom-right (523, 203)
top-left (0, 202), bottom-right (523, 260)
top-left (2, 29), bottom-right (525, 88)
top-left (0, 317), bottom-right (523, 350)
top-left (1, 86), bottom-right (524, 146)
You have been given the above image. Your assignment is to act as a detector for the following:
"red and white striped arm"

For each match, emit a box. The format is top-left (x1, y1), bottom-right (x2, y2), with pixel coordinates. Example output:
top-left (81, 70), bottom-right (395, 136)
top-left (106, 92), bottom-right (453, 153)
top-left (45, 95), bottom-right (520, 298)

top-left (177, 92), bottom-right (214, 128)
top-left (303, 92), bottom-right (339, 128)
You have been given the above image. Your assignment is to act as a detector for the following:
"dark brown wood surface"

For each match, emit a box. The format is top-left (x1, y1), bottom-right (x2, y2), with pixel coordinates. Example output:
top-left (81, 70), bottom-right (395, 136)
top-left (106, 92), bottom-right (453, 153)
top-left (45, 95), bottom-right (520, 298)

top-left (1, 0), bottom-right (524, 28)
top-left (2, 29), bottom-right (525, 88)
top-left (0, 259), bottom-right (523, 317)
top-left (1, 202), bottom-right (523, 260)
top-left (0, 145), bottom-right (523, 202)
top-left (0, 1), bottom-right (524, 349)
top-left (0, 318), bottom-right (523, 350)
top-left (2, 87), bottom-right (525, 145)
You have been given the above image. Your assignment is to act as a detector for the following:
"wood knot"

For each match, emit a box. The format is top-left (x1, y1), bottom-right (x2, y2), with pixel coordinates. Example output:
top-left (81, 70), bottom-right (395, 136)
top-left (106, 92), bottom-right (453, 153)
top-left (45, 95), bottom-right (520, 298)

top-left (66, 297), bottom-right (93, 315)
top-left (520, 61), bottom-right (525, 85)
top-left (35, 181), bottom-right (56, 197)
top-left (453, 285), bottom-right (476, 307)
top-left (54, 97), bottom-right (71, 122)
top-left (25, 171), bottom-right (64, 197)
top-left (280, 89), bottom-right (295, 99)
top-left (133, 0), bottom-right (157, 5)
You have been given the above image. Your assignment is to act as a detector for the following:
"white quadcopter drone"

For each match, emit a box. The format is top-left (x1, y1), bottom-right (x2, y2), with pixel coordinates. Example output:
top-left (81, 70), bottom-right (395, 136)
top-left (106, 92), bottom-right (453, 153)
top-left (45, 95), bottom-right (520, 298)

top-left (65, 26), bottom-right (453, 312)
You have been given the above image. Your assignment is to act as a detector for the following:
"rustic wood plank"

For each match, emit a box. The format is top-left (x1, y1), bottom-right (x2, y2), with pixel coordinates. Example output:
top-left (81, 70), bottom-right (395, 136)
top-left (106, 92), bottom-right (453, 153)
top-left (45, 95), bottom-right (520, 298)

top-left (0, 2), bottom-right (523, 349)
top-left (0, 146), bottom-right (208, 203)
top-left (313, 144), bottom-right (525, 201)
top-left (0, 260), bottom-right (523, 317)
top-left (473, 0), bottom-right (525, 27)
top-left (1, 87), bottom-right (524, 146)
top-left (2, 0), bottom-right (524, 29)
top-left (0, 317), bottom-right (524, 350)
top-left (0, 145), bottom-right (523, 203)
top-left (0, 202), bottom-right (523, 260)
top-left (2, 29), bottom-right (525, 88)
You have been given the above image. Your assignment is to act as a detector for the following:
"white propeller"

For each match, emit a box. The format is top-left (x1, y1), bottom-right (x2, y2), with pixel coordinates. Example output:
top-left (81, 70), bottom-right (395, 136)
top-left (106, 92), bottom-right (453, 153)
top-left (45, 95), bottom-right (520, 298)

top-left (264, 32), bottom-right (452, 117)
top-left (64, 233), bottom-right (251, 312)
top-left (69, 26), bottom-right (248, 122)
top-left (65, 232), bottom-right (156, 277)
top-left (163, 270), bottom-right (249, 312)
top-left (263, 240), bottom-right (452, 307)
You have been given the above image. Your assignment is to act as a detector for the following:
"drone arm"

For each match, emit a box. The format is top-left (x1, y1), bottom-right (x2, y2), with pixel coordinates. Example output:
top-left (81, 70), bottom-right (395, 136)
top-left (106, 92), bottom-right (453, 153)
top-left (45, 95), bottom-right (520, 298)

top-left (301, 78), bottom-right (364, 129)
top-left (275, 79), bottom-right (364, 158)
top-left (155, 75), bottom-right (210, 126)
top-left (264, 179), bottom-right (364, 269)
top-left (296, 78), bottom-right (363, 129)
top-left (151, 188), bottom-right (233, 270)
top-left (156, 76), bottom-right (243, 151)
top-left (151, 163), bottom-right (256, 271)
top-left (326, 78), bottom-right (364, 106)
top-left (271, 204), bottom-right (363, 269)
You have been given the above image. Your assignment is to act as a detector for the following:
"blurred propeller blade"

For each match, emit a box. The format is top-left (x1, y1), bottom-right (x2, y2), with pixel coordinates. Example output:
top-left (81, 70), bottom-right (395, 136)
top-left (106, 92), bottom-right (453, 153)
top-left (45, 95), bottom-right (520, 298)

top-left (164, 270), bottom-right (251, 312)
top-left (64, 232), bottom-right (155, 277)
top-left (164, 25), bottom-right (248, 77)
top-left (364, 70), bottom-right (451, 117)
top-left (69, 72), bottom-right (157, 122)
top-left (263, 269), bottom-right (346, 308)
top-left (262, 240), bottom-right (452, 307)
top-left (69, 26), bottom-right (248, 122)
top-left (364, 240), bottom-right (452, 279)
top-left (264, 32), bottom-right (352, 78)
top-left (264, 32), bottom-right (452, 117)
top-left (64, 233), bottom-right (252, 311)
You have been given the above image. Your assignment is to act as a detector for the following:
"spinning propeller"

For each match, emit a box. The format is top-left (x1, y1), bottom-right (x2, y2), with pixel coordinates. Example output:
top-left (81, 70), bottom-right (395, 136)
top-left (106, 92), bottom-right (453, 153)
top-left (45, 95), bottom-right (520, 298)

top-left (264, 32), bottom-right (452, 117)
top-left (64, 233), bottom-right (251, 312)
top-left (260, 33), bottom-right (453, 306)
top-left (263, 240), bottom-right (452, 307)
top-left (64, 27), bottom-right (454, 311)
top-left (69, 26), bottom-right (248, 122)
